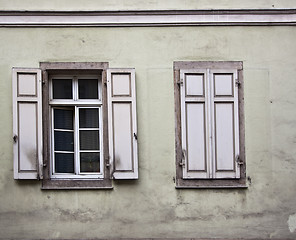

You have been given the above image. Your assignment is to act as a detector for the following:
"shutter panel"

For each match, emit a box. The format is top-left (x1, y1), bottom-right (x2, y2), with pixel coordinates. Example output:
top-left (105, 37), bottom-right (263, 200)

top-left (12, 68), bottom-right (43, 179)
top-left (180, 70), bottom-right (210, 179)
top-left (107, 69), bottom-right (138, 179)
top-left (210, 69), bottom-right (240, 178)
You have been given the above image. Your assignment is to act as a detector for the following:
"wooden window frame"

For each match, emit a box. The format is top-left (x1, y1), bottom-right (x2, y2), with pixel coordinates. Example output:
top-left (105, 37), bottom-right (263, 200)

top-left (174, 61), bottom-right (247, 189)
top-left (40, 62), bottom-right (112, 190)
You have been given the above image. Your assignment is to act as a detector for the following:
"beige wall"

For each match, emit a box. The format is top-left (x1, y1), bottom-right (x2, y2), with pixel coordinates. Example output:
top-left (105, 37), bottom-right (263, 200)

top-left (0, 26), bottom-right (296, 239)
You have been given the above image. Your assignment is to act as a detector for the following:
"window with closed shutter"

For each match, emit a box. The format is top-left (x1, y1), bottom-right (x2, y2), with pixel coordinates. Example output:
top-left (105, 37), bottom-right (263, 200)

top-left (174, 61), bottom-right (246, 188)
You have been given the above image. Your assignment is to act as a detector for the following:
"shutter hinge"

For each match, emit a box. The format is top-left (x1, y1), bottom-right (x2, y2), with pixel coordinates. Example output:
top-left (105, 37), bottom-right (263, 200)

top-left (105, 157), bottom-right (110, 168)
top-left (235, 79), bottom-right (241, 88)
top-left (13, 135), bottom-right (18, 143)
top-left (236, 155), bottom-right (244, 165)
top-left (134, 133), bottom-right (138, 140)
top-left (177, 78), bottom-right (183, 86)
top-left (179, 149), bottom-right (186, 167)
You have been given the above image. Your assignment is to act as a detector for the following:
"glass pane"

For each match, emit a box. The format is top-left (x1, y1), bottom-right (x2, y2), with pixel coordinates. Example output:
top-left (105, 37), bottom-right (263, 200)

top-left (53, 79), bottom-right (73, 99)
top-left (78, 79), bottom-right (98, 99)
top-left (55, 153), bottom-right (74, 173)
top-left (80, 152), bottom-right (100, 172)
top-left (80, 130), bottom-right (99, 150)
top-left (54, 131), bottom-right (74, 151)
top-left (54, 109), bottom-right (73, 130)
top-left (79, 108), bottom-right (99, 128)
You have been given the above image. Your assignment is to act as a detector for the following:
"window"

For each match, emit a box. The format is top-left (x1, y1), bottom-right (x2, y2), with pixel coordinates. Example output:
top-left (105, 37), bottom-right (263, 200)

top-left (174, 61), bottom-right (246, 188)
top-left (12, 63), bottom-right (138, 189)
top-left (50, 75), bottom-right (103, 179)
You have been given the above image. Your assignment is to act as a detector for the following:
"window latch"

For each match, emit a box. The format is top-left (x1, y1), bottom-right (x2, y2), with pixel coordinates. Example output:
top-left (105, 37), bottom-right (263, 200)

top-left (236, 155), bottom-right (244, 165)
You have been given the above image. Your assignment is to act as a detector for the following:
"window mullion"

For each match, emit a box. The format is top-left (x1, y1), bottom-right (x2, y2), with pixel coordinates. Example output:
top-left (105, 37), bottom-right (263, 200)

top-left (207, 69), bottom-right (215, 179)
top-left (73, 76), bottom-right (78, 100)
top-left (74, 106), bottom-right (80, 175)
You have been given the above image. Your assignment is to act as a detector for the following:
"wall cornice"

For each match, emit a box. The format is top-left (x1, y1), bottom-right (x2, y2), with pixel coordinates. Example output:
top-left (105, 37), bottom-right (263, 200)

top-left (0, 9), bottom-right (295, 27)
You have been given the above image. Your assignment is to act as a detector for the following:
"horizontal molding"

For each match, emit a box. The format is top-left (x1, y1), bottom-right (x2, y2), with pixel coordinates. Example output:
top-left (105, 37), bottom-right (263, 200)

top-left (0, 9), bottom-right (296, 27)
top-left (5, 238), bottom-right (293, 240)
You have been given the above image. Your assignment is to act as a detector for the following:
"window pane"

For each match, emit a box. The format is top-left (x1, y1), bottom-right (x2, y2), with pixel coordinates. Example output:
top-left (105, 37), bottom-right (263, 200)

top-left (55, 153), bottom-right (74, 173)
top-left (79, 108), bottom-right (99, 128)
top-left (53, 79), bottom-right (73, 99)
top-left (80, 130), bottom-right (99, 150)
top-left (54, 109), bottom-right (73, 130)
top-left (54, 131), bottom-right (74, 151)
top-left (80, 152), bottom-right (100, 172)
top-left (78, 79), bottom-right (98, 99)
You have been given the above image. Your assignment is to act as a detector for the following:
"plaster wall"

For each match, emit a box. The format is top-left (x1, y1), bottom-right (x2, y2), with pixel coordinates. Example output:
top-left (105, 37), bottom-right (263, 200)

top-left (0, 26), bottom-right (295, 239)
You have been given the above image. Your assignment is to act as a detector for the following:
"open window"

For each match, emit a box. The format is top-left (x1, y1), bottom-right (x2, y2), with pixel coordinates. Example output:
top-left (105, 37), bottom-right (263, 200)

top-left (174, 61), bottom-right (246, 188)
top-left (12, 62), bottom-right (138, 189)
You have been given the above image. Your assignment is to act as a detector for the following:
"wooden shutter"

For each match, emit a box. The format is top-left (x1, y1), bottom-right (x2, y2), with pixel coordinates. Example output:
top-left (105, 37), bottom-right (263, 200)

top-left (107, 69), bottom-right (138, 179)
top-left (180, 70), bottom-right (210, 179)
top-left (12, 68), bottom-right (43, 179)
top-left (210, 69), bottom-right (240, 178)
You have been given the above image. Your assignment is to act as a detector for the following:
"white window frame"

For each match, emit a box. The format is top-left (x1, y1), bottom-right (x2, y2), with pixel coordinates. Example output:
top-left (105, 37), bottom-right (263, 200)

top-left (49, 74), bottom-right (104, 179)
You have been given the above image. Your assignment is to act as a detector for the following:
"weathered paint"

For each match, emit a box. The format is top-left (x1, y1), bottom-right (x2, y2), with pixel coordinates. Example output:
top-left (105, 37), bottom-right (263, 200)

top-left (0, 24), bottom-right (295, 240)
top-left (288, 213), bottom-right (296, 233)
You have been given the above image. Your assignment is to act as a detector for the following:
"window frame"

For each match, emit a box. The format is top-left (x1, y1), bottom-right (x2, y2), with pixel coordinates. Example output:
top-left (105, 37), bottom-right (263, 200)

top-left (174, 61), bottom-right (247, 189)
top-left (40, 62), bottom-right (112, 190)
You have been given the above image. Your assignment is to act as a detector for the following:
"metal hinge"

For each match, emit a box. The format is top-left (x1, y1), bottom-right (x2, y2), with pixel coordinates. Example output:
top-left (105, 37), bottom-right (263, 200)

top-left (13, 135), bottom-right (18, 143)
top-left (177, 78), bottom-right (183, 86)
top-left (179, 149), bottom-right (186, 167)
top-left (235, 79), bottom-right (241, 88)
top-left (236, 155), bottom-right (244, 165)
top-left (105, 156), bottom-right (110, 168)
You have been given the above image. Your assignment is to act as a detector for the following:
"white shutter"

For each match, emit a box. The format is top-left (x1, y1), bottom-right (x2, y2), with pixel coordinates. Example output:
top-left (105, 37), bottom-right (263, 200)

top-left (12, 68), bottom-right (43, 179)
top-left (107, 69), bottom-right (138, 179)
top-left (180, 70), bottom-right (210, 179)
top-left (210, 69), bottom-right (240, 178)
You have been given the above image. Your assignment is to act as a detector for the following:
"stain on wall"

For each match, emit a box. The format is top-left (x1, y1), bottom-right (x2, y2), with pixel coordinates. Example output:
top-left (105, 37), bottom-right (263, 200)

top-left (288, 213), bottom-right (296, 233)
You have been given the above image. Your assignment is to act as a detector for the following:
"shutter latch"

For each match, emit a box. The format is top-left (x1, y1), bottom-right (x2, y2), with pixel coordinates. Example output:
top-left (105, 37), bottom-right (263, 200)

top-left (236, 155), bottom-right (244, 165)
top-left (235, 79), bottom-right (241, 88)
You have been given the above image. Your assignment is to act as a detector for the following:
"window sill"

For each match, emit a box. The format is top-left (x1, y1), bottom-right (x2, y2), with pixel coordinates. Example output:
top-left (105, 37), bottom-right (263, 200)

top-left (41, 179), bottom-right (113, 190)
top-left (176, 178), bottom-right (247, 189)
